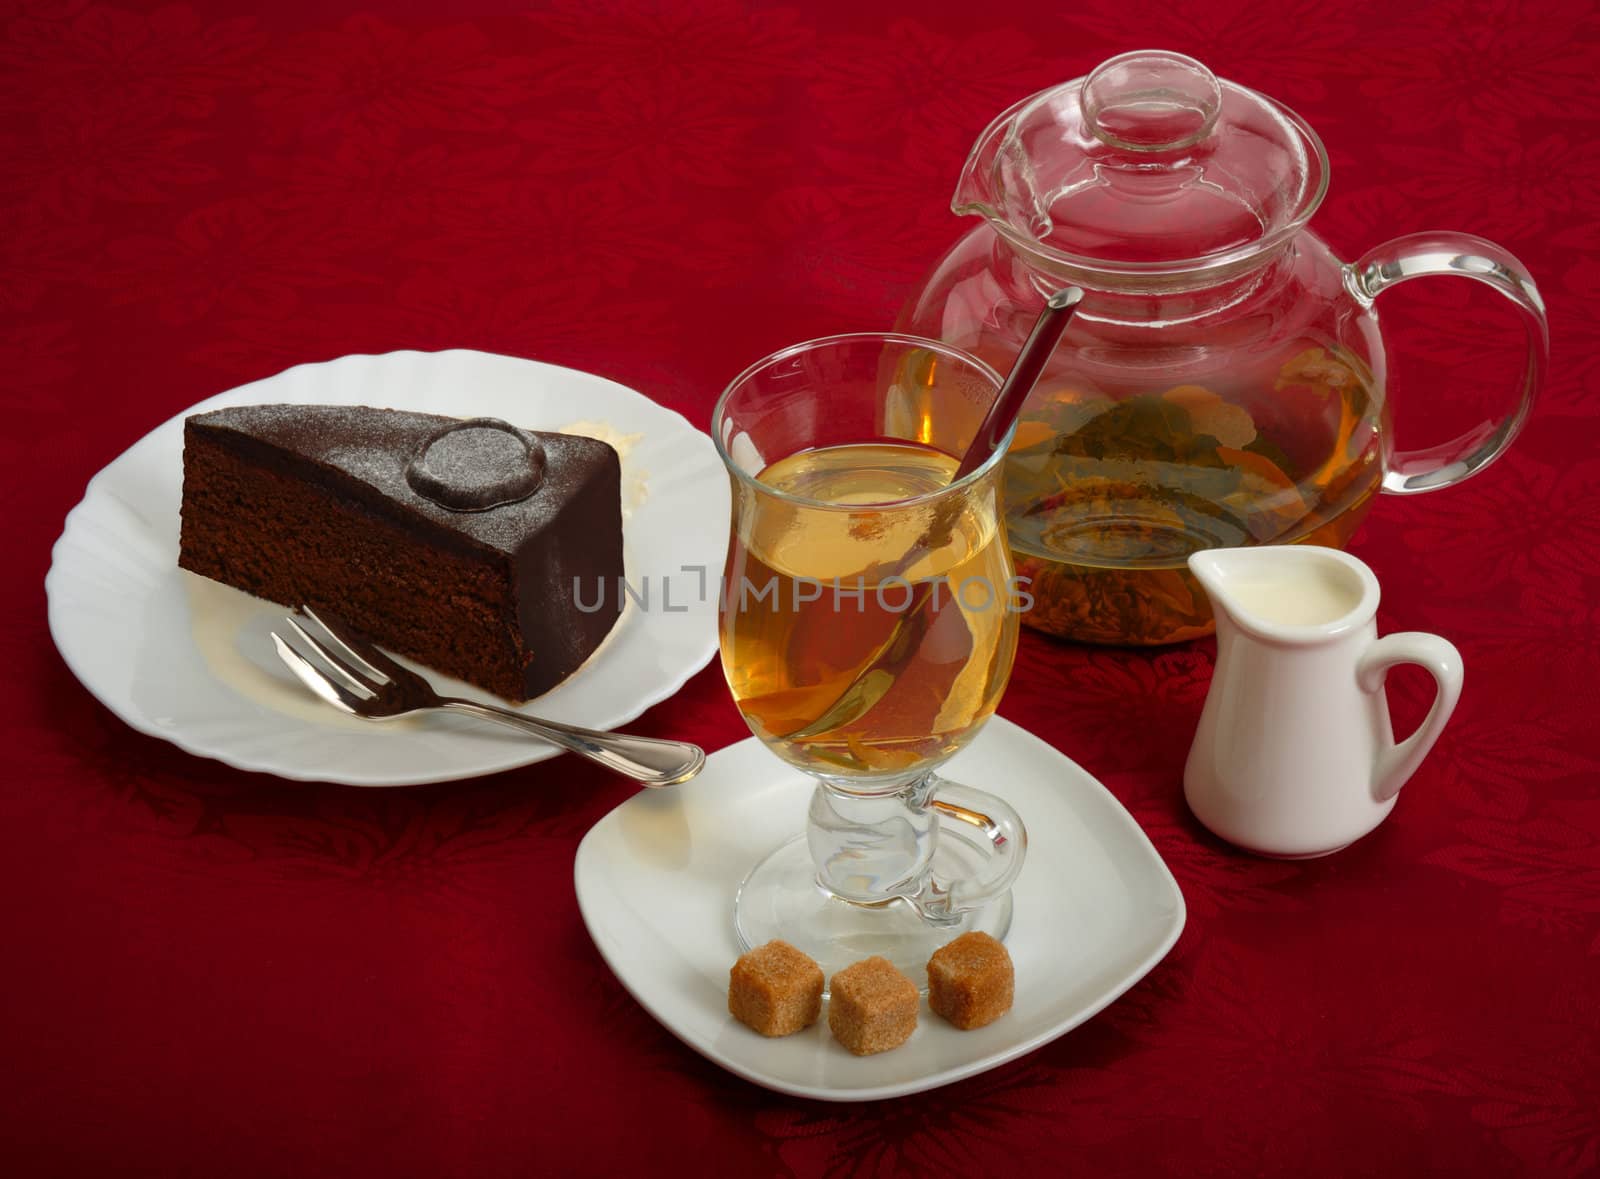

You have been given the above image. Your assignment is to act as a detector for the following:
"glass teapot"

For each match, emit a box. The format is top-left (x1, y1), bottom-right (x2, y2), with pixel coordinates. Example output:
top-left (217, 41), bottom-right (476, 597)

top-left (897, 50), bottom-right (1548, 645)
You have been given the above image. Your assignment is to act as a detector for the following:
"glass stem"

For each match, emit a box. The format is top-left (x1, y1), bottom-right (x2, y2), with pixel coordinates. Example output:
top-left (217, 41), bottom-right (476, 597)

top-left (806, 775), bottom-right (938, 904)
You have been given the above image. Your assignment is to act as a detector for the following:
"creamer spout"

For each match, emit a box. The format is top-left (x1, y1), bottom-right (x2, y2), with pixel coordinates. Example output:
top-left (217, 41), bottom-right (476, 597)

top-left (1187, 549), bottom-right (1242, 632)
top-left (1187, 546), bottom-right (1380, 641)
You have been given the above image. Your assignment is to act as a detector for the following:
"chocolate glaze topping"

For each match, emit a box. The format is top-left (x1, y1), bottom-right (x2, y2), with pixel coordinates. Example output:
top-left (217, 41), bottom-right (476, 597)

top-left (183, 403), bottom-right (618, 558)
top-left (406, 418), bottom-right (547, 511)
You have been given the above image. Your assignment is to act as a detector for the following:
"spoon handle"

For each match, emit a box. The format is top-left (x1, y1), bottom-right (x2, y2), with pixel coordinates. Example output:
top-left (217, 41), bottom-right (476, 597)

top-left (954, 286), bottom-right (1083, 479)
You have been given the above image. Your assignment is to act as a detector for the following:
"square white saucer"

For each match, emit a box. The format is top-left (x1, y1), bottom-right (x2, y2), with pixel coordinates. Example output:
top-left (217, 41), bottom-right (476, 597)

top-left (573, 716), bottom-right (1185, 1102)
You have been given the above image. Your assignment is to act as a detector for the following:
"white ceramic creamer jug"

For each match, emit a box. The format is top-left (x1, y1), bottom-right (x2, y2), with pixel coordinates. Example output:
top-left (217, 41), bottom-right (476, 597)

top-left (1184, 546), bottom-right (1463, 858)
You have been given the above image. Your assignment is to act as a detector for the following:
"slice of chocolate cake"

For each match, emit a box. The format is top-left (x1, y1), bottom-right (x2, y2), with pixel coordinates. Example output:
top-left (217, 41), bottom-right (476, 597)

top-left (179, 404), bottom-right (623, 702)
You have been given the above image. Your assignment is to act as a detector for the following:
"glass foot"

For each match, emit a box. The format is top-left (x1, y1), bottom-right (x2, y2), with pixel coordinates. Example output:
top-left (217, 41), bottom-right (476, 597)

top-left (734, 831), bottom-right (1013, 991)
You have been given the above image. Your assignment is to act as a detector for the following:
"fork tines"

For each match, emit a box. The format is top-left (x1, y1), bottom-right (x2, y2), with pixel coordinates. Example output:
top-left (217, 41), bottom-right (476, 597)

top-left (271, 608), bottom-right (390, 713)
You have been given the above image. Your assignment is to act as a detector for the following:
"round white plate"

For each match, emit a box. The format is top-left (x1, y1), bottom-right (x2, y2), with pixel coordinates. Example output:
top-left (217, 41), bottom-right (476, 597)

top-left (46, 350), bottom-right (728, 786)
top-left (575, 717), bottom-right (1186, 1101)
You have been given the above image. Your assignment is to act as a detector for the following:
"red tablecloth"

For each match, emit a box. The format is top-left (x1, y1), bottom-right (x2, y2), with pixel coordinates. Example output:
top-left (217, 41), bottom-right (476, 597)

top-left (5, 1), bottom-right (1598, 1175)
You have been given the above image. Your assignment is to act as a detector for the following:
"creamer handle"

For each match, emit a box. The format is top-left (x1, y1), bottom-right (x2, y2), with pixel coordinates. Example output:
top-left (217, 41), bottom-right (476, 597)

top-left (1347, 232), bottom-right (1547, 493)
top-left (1356, 632), bottom-right (1464, 802)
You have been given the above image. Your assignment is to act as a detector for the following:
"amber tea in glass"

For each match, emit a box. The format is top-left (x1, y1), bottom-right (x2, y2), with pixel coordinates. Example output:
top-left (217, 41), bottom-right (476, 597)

top-left (722, 441), bottom-right (1018, 779)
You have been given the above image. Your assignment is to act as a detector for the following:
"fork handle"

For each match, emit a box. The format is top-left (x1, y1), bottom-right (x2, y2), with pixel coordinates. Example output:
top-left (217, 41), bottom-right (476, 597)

top-left (439, 700), bottom-right (705, 787)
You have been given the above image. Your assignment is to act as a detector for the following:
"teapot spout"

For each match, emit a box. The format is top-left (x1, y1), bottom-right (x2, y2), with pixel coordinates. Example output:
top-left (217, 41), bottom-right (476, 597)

top-left (952, 147), bottom-right (996, 219)
top-left (952, 171), bottom-right (988, 219)
top-left (953, 146), bottom-right (992, 220)
top-left (951, 96), bottom-right (1030, 221)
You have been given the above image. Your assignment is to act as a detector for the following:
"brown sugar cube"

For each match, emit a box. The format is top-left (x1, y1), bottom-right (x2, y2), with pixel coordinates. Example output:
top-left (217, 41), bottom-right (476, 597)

top-left (927, 931), bottom-right (1014, 1030)
top-left (728, 941), bottom-right (823, 1037)
top-left (827, 956), bottom-right (919, 1055)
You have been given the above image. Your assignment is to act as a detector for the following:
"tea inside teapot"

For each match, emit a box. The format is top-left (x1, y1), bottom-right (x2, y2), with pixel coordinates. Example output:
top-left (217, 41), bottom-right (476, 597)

top-left (1001, 344), bottom-right (1383, 644)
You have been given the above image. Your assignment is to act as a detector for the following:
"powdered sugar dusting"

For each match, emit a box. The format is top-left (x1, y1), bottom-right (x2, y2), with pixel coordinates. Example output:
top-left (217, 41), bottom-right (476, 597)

top-left (192, 404), bottom-right (619, 555)
top-left (407, 422), bottom-right (546, 511)
top-left (560, 418), bottom-right (649, 518)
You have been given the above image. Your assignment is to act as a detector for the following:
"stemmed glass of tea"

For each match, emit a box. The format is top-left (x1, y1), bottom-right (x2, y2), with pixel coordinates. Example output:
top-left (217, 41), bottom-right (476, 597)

top-left (712, 333), bottom-right (1027, 979)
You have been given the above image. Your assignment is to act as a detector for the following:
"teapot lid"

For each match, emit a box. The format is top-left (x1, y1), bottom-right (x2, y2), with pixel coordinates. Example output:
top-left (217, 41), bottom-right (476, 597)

top-left (956, 51), bottom-right (1329, 275)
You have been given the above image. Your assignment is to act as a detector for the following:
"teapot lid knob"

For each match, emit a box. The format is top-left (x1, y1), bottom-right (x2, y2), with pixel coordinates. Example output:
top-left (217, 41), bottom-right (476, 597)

top-left (1081, 50), bottom-right (1222, 152)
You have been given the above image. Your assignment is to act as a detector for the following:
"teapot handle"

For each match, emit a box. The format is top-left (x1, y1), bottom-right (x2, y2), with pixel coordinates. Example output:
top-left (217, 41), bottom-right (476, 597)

top-left (1346, 232), bottom-right (1548, 494)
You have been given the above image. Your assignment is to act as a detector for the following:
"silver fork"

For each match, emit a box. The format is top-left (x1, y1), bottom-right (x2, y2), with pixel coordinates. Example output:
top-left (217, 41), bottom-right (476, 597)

top-left (271, 607), bottom-right (705, 787)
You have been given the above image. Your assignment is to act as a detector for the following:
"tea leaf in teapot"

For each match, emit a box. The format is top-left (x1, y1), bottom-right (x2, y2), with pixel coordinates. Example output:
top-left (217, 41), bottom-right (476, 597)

top-left (1277, 347), bottom-right (1356, 398)
top-left (1052, 394), bottom-right (1217, 464)
top-left (1211, 446), bottom-right (1295, 492)
top-left (1014, 551), bottom-right (1215, 646)
top-left (1138, 564), bottom-right (1205, 621)
top-left (1160, 385), bottom-right (1259, 448)
top-left (1012, 389), bottom-right (1120, 456)
top-left (1242, 431), bottom-right (1298, 478)
top-left (1214, 447), bottom-right (1310, 542)
top-left (1008, 420), bottom-right (1057, 452)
